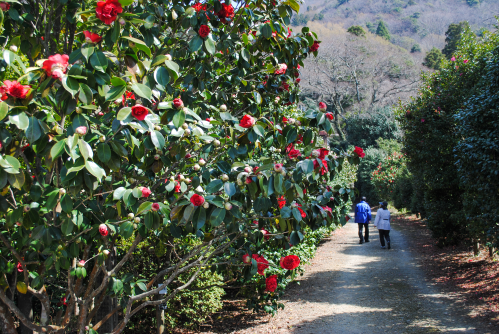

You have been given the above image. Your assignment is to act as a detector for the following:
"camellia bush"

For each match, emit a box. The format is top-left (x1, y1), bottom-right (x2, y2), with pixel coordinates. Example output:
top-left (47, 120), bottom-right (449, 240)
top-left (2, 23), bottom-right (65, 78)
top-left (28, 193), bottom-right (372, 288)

top-left (397, 25), bottom-right (499, 245)
top-left (0, 0), bottom-right (364, 333)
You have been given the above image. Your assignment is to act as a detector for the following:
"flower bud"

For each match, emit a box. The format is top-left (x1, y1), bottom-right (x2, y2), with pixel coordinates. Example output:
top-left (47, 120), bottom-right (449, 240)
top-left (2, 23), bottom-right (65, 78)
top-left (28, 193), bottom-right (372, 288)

top-left (23, 205), bottom-right (30, 212)
top-left (213, 139), bottom-right (221, 147)
top-left (172, 10), bottom-right (178, 20)
top-left (280, 170), bottom-right (286, 176)
top-left (99, 136), bottom-right (106, 142)
top-left (203, 202), bottom-right (210, 209)
top-left (224, 202), bottom-right (233, 210)
top-left (154, 154), bottom-right (161, 160)
top-left (154, 125), bottom-right (162, 131)
top-left (237, 179), bottom-right (243, 186)
top-left (244, 166), bottom-right (252, 173)
top-left (75, 126), bottom-right (87, 136)
top-left (182, 123), bottom-right (189, 129)
top-left (195, 185), bottom-right (204, 193)
top-left (179, 174), bottom-right (185, 181)
top-left (257, 174), bottom-right (263, 180)
top-left (274, 163), bottom-right (283, 172)
top-left (9, 45), bottom-right (18, 52)
top-left (128, 213), bottom-right (135, 219)
top-left (198, 159), bottom-right (206, 166)
top-left (221, 174), bottom-right (229, 182)
top-left (119, 17), bottom-right (126, 25)
top-left (134, 217), bottom-right (141, 223)
top-left (220, 104), bottom-right (227, 111)
top-left (129, 178), bottom-right (136, 184)
top-left (288, 118), bottom-right (295, 125)
top-left (276, 149), bottom-right (281, 153)
top-left (184, 129), bottom-right (191, 136)
top-left (59, 188), bottom-right (66, 195)
top-left (184, 178), bottom-right (191, 184)
top-left (296, 120), bottom-right (301, 126)
top-left (165, 54), bottom-right (172, 61)
top-left (77, 260), bottom-right (85, 267)
top-left (275, 97), bottom-right (280, 103)
top-left (151, 203), bottom-right (160, 211)
top-left (103, 250), bottom-right (110, 256)
top-left (193, 164), bottom-right (200, 171)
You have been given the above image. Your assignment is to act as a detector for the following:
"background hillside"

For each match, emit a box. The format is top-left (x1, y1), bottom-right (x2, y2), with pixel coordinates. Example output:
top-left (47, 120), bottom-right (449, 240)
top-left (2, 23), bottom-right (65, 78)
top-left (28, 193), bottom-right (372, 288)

top-left (294, 0), bottom-right (499, 51)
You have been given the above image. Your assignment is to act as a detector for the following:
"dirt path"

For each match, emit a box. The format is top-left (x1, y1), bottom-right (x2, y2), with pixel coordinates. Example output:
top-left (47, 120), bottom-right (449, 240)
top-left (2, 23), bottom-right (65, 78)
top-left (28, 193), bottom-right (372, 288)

top-left (233, 220), bottom-right (492, 334)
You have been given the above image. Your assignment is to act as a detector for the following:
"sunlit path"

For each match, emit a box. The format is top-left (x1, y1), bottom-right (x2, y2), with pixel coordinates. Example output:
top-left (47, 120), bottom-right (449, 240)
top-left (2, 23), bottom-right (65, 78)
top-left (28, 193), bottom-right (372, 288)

top-left (237, 221), bottom-right (490, 334)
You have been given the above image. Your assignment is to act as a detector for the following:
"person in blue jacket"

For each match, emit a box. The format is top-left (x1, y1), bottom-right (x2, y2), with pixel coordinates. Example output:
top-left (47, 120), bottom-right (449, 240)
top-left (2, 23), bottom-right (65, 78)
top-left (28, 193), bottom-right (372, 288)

top-left (355, 197), bottom-right (372, 244)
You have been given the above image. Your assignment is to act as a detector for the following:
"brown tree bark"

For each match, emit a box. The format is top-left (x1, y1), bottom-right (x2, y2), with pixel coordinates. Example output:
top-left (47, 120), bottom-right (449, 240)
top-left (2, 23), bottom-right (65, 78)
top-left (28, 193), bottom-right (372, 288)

top-left (0, 300), bottom-right (18, 334)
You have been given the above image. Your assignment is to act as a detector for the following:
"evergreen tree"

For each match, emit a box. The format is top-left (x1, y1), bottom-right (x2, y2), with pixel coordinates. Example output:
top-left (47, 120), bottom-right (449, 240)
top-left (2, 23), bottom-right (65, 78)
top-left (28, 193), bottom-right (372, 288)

top-left (423, 47), bottom-right (445, 70)
top-left (347, 25), bottom-right (366, 37)
top-left (376, 21), bottom-right (391, 41)
top-left (411, 44), bottom-right (421, 53)
top-left (442, 22), bottom-right (469, 59)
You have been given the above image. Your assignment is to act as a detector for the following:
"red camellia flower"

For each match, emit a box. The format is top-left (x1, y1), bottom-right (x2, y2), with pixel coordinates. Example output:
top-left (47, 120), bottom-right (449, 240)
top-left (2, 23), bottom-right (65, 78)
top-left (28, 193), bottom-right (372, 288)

top-left (141, 187), bottom-right (152, 198)
top-left (17, 262), bottom-right (23, 272)
top-left (242, 253), bottom-right (251, 263)
top-left (174, 181), bottom-right (181, 193)
top-left (295, 203), bottom-right (307, 218)
top-left (215, 3), bottom-right (235, 24)
top-left (192, 2), bottom-right (207, 12)
top-left (99, 224), bottom-right (109, 236)
top-left (252, 254), bottom-right (269, 275)
top-left (122, 91), bottom-right (135, 106)
top-left (265, 275), bottom-right (278, 292)
top-left (199, 25), bottom-right (210, 38)
top-left (296, 78), bottom-right (301, 83)
top-left (280, 255), bottom-right (300, 270)
top-left (151, 203), bottom-right (160, 211)
top-left (274, 63), bottom-right (287, 75)
top-left (0, 80), bottom-right (31, 100)
top-left (353, 146), bottom-right (366, 158)
top-left (277, 196), bottom-right (286, 209)
top-left (313, 159), bottom-right (328, 175)
top-left (83, 31), bottom-right (102, 44)
top-left (239, 115), bottom-right (256, 128)
top-left (173, 98), bottom-right (184, 109)
top-left (317, 148), bottom-right (329, 159)
top-left (96, 0), bottom-right (123, 25)
top-left (131, 105), bottom-right (149, 121)
top-left (326, 113), bottom-right (334, 120)
top-left (310, 41), bottom-right (320, 52)
top-left (190, 194), bottom-right (205, 206)
top-left (42, 54), bottom-right (69, 79)
top-left (0, 2), bottom-right (10, 11)
top-left (346, 215), bottom-right (350, 222)
top-left (322, 206), bottom-right (333, 215)
top-left (318, 102), bottom-right (327, 111)
top-left (261, 229), bottom-right (271, 240)
top-left (288, 148), bottom-right (301, 159)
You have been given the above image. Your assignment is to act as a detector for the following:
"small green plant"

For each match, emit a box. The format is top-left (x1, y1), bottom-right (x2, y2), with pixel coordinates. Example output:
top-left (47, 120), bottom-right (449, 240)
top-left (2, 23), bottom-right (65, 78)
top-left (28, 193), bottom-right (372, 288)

top-left (347, 26), bottom-right (366, 37)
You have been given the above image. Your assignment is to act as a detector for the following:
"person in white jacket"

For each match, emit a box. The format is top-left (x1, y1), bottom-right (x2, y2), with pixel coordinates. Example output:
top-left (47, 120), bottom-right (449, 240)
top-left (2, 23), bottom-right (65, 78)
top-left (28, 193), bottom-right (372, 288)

top-left (374, 201), bottom-right (391, 249)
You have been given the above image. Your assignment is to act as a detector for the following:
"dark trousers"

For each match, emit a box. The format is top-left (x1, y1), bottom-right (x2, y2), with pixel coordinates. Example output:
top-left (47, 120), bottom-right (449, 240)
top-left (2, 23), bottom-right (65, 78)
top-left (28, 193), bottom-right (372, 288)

top-left (358, 223), bottom-right (369, 242)
top-left (378, 229), bottom-right (390, 246)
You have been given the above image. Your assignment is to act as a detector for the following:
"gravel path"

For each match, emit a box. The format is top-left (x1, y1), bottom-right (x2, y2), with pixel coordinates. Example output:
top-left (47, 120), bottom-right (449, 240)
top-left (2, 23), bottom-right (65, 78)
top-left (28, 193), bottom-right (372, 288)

top-left (235, 220), bottom-right (491, 334)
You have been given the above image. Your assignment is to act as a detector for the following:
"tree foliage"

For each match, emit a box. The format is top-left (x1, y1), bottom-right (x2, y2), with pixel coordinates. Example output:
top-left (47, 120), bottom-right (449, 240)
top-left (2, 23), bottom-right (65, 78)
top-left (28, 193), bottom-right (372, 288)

top-left (347, 26), bottom-right (366, 37)
top-left (397, 25), bottom-right (499, 245)
top-left (442, 22), bottom-right (469, 59)
top-left (423, 47), bottom-right (445, 70)
top-left (376, 21), bottom-right (391, 41)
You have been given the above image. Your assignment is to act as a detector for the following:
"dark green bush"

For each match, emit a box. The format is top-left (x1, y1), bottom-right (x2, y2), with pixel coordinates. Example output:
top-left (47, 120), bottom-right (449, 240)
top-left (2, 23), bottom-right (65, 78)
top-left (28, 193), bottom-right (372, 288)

top-left (346, 108), bottom-right (401, 149)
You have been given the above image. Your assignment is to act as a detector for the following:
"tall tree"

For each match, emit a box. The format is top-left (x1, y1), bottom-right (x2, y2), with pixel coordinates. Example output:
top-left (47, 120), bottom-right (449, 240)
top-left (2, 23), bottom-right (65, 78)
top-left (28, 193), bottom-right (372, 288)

top-left (423, 47), bottom-right (445, 69)
top-left (376, 21), bottom-right (391, 41)
top-left (442, 22), bottom-right (470, 59)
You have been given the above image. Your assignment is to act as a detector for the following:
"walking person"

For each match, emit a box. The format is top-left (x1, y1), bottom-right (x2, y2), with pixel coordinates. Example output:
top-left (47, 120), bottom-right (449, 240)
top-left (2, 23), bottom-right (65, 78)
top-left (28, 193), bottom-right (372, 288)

top-left (374, 201), bottom-right (391, 249)
top-left (355, 196), bottom-right (371, 244)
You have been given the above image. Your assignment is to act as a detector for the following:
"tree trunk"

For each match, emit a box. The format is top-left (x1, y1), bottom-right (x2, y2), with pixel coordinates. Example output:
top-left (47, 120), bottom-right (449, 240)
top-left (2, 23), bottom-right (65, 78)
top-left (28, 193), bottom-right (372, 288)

top-left (95, 251), bottom-right (117, 332)
top-left (18, 293), bottom-right (34, 334)
top-left (473, 239), bottom-right (480, 256)
top-left (489, 246), bottom-right (495, 258)
top-left (0, 300), bottom-right (17, 334)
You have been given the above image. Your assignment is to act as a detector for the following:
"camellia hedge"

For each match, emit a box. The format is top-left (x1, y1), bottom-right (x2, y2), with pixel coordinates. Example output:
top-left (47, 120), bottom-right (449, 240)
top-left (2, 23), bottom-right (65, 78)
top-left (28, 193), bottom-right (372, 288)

top-left (0, 0), bottom-right (363, 333)
top-left (397, 25), bottom-right (499, 246)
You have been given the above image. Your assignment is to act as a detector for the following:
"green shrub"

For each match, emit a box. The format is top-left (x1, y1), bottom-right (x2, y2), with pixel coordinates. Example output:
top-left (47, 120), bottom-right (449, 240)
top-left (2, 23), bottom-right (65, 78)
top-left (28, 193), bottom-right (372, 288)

top-left (346, 108), bottom-right (401, 149)
top-left (347, 26), bottom-right (366, 37)
top-left (164, 269), bottom-right (225, 329)
top-left (376, 21), bottom-right (391, 41)
top-left (423, 47), bottom-right (445, 69)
